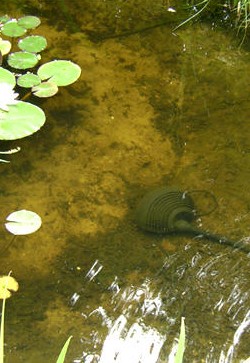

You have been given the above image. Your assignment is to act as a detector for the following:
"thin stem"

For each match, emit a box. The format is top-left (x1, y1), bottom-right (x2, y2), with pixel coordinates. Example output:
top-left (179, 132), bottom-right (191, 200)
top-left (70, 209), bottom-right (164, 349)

top-left (173, 0), bottom-right (211, 32)
top-left (0, 272), bottom-right (12, 363)
top-left (0, 235), bottom-right (16, 256)
top-left (21, 91), bottom-right (32, 101)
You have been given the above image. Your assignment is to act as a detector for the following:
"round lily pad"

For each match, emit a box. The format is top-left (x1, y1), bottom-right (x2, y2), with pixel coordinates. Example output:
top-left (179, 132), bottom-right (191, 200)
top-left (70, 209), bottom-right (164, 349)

top-left (7, 51), bottom-right (40, 70)
top-left (0, 67), bottom-right (16, 87)
top-left (5, 209), bottom-right (42, 235)
top-left (17, 73), bottom-right (41, 88)
top-left (32, 81), bottom-right (58, 97)
top-left (1, 20), bottom-right (26, 37)
top-left (37, 60), bottom-right (81, 86)
top-left (17, 16), bottom-right (41, 29)
top-left (0, 37), bottom-right (11, 55)
top-left (0, 15), bottom-right (11, 24)
top-left (0, 101), bottom-right (46, 140)
top-left (18, 35), bottom-right (47, 53)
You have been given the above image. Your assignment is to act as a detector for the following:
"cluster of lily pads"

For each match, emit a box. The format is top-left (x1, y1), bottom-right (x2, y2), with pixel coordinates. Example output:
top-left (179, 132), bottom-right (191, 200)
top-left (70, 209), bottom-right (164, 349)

top-left (0, 15), bottom-right (77, 361)
top-left (0, 15), bottom-right (81, 142)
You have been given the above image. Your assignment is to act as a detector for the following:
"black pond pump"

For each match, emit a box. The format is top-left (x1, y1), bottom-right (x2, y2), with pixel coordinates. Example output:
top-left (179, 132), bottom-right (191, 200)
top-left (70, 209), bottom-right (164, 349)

top-left (135, 186), bottom-right (250, 254)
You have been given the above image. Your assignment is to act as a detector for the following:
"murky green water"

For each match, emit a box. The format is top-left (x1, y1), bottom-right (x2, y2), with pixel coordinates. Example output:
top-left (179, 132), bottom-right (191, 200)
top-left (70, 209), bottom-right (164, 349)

top-left (0, 1), bottom-right (250, 362)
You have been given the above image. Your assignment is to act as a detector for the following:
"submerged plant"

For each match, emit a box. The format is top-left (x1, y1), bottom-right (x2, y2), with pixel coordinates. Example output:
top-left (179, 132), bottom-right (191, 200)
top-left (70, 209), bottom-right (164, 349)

top-left (0, 15), bottom-right (75, 362)
top-left (232, 0), bottom-right (250, 41)
top-left (174, 1), bottom-right (250, 43)
top-left (0, 15), bottom-right (81, 144)
top-left (0, 214), bottom-right (72, 362)
top-left (173, 0), bottom-right (212, 31)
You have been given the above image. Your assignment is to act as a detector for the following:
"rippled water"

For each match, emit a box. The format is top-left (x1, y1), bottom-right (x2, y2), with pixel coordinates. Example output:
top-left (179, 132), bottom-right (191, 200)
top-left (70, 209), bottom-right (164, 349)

top-left (0, 1), bottom-right (249, 362)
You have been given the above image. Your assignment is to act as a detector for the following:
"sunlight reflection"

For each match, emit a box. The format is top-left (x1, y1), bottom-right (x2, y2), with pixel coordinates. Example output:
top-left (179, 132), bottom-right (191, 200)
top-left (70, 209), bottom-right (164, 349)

top-left (75, 277), bottom-right (169, 363)
top-left (85, 260), bottom-right (103, 282)
top-left (98, 314), bottom-right (165, 363)
top-left (72, 255), bottom-right (249, 362)
top-left (79, 313), bottom-right (166, 363)
top-left (221, 309), bottom-right (250, 363)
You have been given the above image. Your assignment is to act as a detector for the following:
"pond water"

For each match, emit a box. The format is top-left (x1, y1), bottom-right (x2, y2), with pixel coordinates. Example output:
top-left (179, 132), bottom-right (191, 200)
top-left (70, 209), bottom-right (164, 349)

top-left (0, 1), bottom-right (250, 362)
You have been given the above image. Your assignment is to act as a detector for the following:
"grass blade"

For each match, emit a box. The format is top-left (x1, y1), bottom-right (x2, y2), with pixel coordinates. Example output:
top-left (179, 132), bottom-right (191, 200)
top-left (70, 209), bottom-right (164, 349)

top-left (174, 317), bottom-right (186, 363)
top-left (56, 336), bottom-right (72, 363)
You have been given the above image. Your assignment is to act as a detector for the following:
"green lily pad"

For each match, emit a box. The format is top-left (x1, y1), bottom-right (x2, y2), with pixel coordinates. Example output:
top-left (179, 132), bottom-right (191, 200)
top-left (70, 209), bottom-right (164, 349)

top-left (17, 16), bottom-right (41, 30)
top-left (17, 73), bottom-right (41, 88)
top-left (18, 35), bottom-right (47, 53)
top-left (7, 51), bottom-right (40, 70)
top-left (0, 67), bottom-right (16, 87)
top-left (32, 81), bottom-right (58, 97)
top-left (0, 37), bottom-right (11, 55)
top-left (1, 20), bottom-right (26, 37)
top-left (5, 209), bottom-right (42, 235)
top-left (0, 101), bottom-right (46, 140)
top-left (0, 15), bottom-right (11, 24)
top-left (37, 60), bottom-right (81, 86)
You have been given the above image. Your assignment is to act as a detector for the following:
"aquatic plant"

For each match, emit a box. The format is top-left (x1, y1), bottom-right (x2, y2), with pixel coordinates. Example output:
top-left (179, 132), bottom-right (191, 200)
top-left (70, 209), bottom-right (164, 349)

top-left (232, 0), bottom-right (250, 38)
top-left (172, 317), bottom-right (186, 363)
top-left (56, 336), bottom-right (72, 363)
top-left (174, 1), bottom-right (250, 42)
top-left (0, 273), bottom-right (72, 363)
top-left (0, 208), bottom-right (42, 256)
top-left (0, 15), bottom-right (81, 145)
top-left (0, 146), bottom-right (20, 163)
top-left (0, 274), bottom-right (18, 363)
top-left (4, 209), bottom-right (42, 235)
top-left (0, 15), bottom-right (75, 360)
top-left (0, 210), bottom-right (71, 362)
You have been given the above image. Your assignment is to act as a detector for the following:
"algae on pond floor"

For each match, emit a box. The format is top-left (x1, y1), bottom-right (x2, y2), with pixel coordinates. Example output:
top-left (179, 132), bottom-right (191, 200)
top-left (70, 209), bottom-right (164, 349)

top-left (0, 1), bottom-right (250, 363)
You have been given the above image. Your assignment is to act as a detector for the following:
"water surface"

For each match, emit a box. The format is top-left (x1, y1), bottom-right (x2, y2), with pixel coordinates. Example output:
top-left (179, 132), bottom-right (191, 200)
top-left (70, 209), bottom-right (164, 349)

top-left (0, 1), bottom-right (249, 362)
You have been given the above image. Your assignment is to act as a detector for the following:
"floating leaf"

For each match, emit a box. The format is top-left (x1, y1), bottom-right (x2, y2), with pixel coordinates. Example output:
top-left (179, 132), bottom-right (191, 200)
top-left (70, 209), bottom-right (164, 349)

top-left (32, 81), bottom-right (58, 97)
top-left (18, 35), bottom-right (47, 53)
top-left (0, 101), bottom-right (46, 140)
top-left (0, 68), bottom-right (16, 87)
top-left (5, 210), bottom-right (42, 235)
top-left (7, 51), bottom-right (40, 70)
top-left (1, 20), bottom-right (26, 37)
top-left (0, 275), bottom-right (19, 299)
top-left (0, 37), bottom-right (11, 55)
top-left (0, 15), bottom-right (11, 24)
top-left (37, 60), bottom-right (81, 86)
top-left (17, 73), bottom-right (41, 88)
top-left (17, 16), bottom-right (41, 30)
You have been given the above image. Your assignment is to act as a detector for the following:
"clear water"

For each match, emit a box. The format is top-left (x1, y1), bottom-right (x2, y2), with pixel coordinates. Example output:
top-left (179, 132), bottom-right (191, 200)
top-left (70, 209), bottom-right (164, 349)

top-left (0, 1), bottom-right (249, 362)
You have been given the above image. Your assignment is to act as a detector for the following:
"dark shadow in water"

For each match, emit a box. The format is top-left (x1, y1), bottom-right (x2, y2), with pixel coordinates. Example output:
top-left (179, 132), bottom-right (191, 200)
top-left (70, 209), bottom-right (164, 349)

top-left (0, 1), bottom-right (250, 363)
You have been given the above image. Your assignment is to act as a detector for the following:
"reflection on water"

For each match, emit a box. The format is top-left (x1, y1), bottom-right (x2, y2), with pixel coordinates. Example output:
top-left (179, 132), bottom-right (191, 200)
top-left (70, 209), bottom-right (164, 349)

top-left (68, 253), bottom-right (250, 362)
top-left (221, 310), bottom-right (250, 363)
top-left (0, 1), bottom-right (250, 362)
top-left (89, 313), bottom-right (165, 363)
top-left (72, 262), bottom-right (167, 363)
